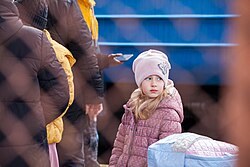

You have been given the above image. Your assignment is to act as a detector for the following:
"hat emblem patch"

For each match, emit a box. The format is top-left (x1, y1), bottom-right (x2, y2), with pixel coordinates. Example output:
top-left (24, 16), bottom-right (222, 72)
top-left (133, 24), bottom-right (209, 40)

top-left (158, 62), bottom-right (168, 75)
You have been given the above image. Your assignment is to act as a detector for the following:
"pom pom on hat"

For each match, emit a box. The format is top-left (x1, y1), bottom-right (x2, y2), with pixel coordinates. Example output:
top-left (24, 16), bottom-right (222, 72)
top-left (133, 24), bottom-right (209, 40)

top-left (132, 49), bottom-right (171, 87)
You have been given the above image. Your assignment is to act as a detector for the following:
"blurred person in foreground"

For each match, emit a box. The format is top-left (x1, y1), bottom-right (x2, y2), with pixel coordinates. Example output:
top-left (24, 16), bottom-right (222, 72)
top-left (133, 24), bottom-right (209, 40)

top-left (77, 0), bottom-right (123, 166)
top-left (109, 49), bottom-right (184, 167)
top-left (0, 0), bottom-right (69, 166)
top-left (15, 0), bottom-right (76, 166)
top-left (46, 0), bottom-right (104, 166)
top-left (222, 0), bottom-right (250, 167)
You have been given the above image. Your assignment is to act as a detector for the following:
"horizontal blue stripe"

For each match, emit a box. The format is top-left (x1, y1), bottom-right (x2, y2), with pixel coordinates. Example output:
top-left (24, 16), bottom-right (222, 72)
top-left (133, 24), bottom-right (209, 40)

top-left (96, 14), bottom-right (239, 19)
top-left (99, 42), bottom-right (237, 47)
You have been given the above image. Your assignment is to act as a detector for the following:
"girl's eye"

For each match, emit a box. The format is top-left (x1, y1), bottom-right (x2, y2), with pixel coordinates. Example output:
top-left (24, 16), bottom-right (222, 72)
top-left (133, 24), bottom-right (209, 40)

top-left (145, 77), bottom-right (152, 81)
top-left (157, 77), bottom-right (162, 80)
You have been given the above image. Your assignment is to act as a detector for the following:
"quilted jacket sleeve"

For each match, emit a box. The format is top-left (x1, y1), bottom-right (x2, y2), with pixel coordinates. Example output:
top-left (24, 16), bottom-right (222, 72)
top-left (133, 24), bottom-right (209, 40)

top-left (109, 113), bottom-right (127, 166)
top-left (38, 32), bottom-right (69, 124)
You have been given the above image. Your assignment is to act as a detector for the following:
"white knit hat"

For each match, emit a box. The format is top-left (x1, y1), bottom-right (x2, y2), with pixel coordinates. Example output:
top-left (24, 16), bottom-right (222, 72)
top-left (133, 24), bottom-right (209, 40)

top-left (132, 49), bottom-right (171, 87)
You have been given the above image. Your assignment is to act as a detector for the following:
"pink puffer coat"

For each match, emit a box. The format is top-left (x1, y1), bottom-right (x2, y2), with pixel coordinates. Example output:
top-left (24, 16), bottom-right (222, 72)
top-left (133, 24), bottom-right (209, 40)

top-left (109, 86), bottom-right (184, 167)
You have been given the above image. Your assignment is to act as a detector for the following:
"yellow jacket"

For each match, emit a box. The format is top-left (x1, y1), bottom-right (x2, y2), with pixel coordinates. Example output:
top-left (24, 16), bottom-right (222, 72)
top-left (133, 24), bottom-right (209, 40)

top-left (44, 30), bottom-right (76, 144)
top-left (77, 0), bottom-right (98, 41)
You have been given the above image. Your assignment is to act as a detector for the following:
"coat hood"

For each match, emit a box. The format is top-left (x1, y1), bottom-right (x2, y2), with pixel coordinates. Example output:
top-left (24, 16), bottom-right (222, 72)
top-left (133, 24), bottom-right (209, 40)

top-left (157, 86), bottom-right (184, 123)
top-left (0, 0), bottom-right (23, 45)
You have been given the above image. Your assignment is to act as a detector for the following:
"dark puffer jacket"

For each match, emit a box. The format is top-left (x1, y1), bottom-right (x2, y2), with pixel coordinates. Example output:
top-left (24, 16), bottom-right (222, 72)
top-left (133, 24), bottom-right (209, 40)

top-left (0, 0), bottom-right (69, 166)
top-left (46, 0), bottom-right (104, 127)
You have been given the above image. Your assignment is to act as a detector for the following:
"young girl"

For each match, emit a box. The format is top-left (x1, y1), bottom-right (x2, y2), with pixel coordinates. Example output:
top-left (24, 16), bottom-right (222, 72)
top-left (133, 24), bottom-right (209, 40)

top-left (109, 49), bottom-right (184, 167)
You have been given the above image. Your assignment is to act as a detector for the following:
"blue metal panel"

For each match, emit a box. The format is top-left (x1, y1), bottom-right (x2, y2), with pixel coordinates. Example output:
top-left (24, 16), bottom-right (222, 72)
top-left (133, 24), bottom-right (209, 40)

top-left (95, 0), bottom-right (234, 15)
top-left (97, 16), bottom-right (236, 43)
top-left (95, 0), bottom-right (235, 85)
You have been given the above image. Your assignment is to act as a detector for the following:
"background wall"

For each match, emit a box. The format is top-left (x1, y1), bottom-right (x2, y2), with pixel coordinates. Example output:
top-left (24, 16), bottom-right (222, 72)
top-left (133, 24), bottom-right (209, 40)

top-left (94, 0), bottom-right (236, 164)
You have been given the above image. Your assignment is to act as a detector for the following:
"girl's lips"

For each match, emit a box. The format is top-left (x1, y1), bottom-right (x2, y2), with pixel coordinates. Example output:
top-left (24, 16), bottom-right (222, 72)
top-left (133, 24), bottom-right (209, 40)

top-left (150, 90), bottom-right (158, 93)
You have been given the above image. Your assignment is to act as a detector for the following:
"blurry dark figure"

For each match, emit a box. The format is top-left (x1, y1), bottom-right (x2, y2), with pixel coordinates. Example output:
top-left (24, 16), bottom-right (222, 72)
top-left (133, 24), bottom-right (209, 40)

top-left (16, 0), bottom-right (104, 166)
top-left (0, 0), bottom-right (69, 166)
top-left (15, 0), bottom-right (76, 166)
top-left (45, 0), bottom-right (104, 166)
top-left (45, 1), bottom-right (104, 166)
top-left (222, 0), bottom-right (250, 167)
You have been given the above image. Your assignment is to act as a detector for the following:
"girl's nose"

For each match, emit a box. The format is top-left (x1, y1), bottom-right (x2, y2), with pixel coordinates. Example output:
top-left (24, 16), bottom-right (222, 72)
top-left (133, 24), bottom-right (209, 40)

top-left (151, 79), bottom-right (157, 87)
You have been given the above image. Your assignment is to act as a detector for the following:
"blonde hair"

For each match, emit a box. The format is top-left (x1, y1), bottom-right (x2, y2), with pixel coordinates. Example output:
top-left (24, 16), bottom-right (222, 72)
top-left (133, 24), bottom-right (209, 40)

top-left (128, 87), bottom-right (171, 120)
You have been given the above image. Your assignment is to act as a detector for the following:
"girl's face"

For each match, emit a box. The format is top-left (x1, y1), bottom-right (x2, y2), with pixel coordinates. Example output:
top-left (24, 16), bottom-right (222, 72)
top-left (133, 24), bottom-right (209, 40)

top-left (141, 75), bottom-right (164, 98)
